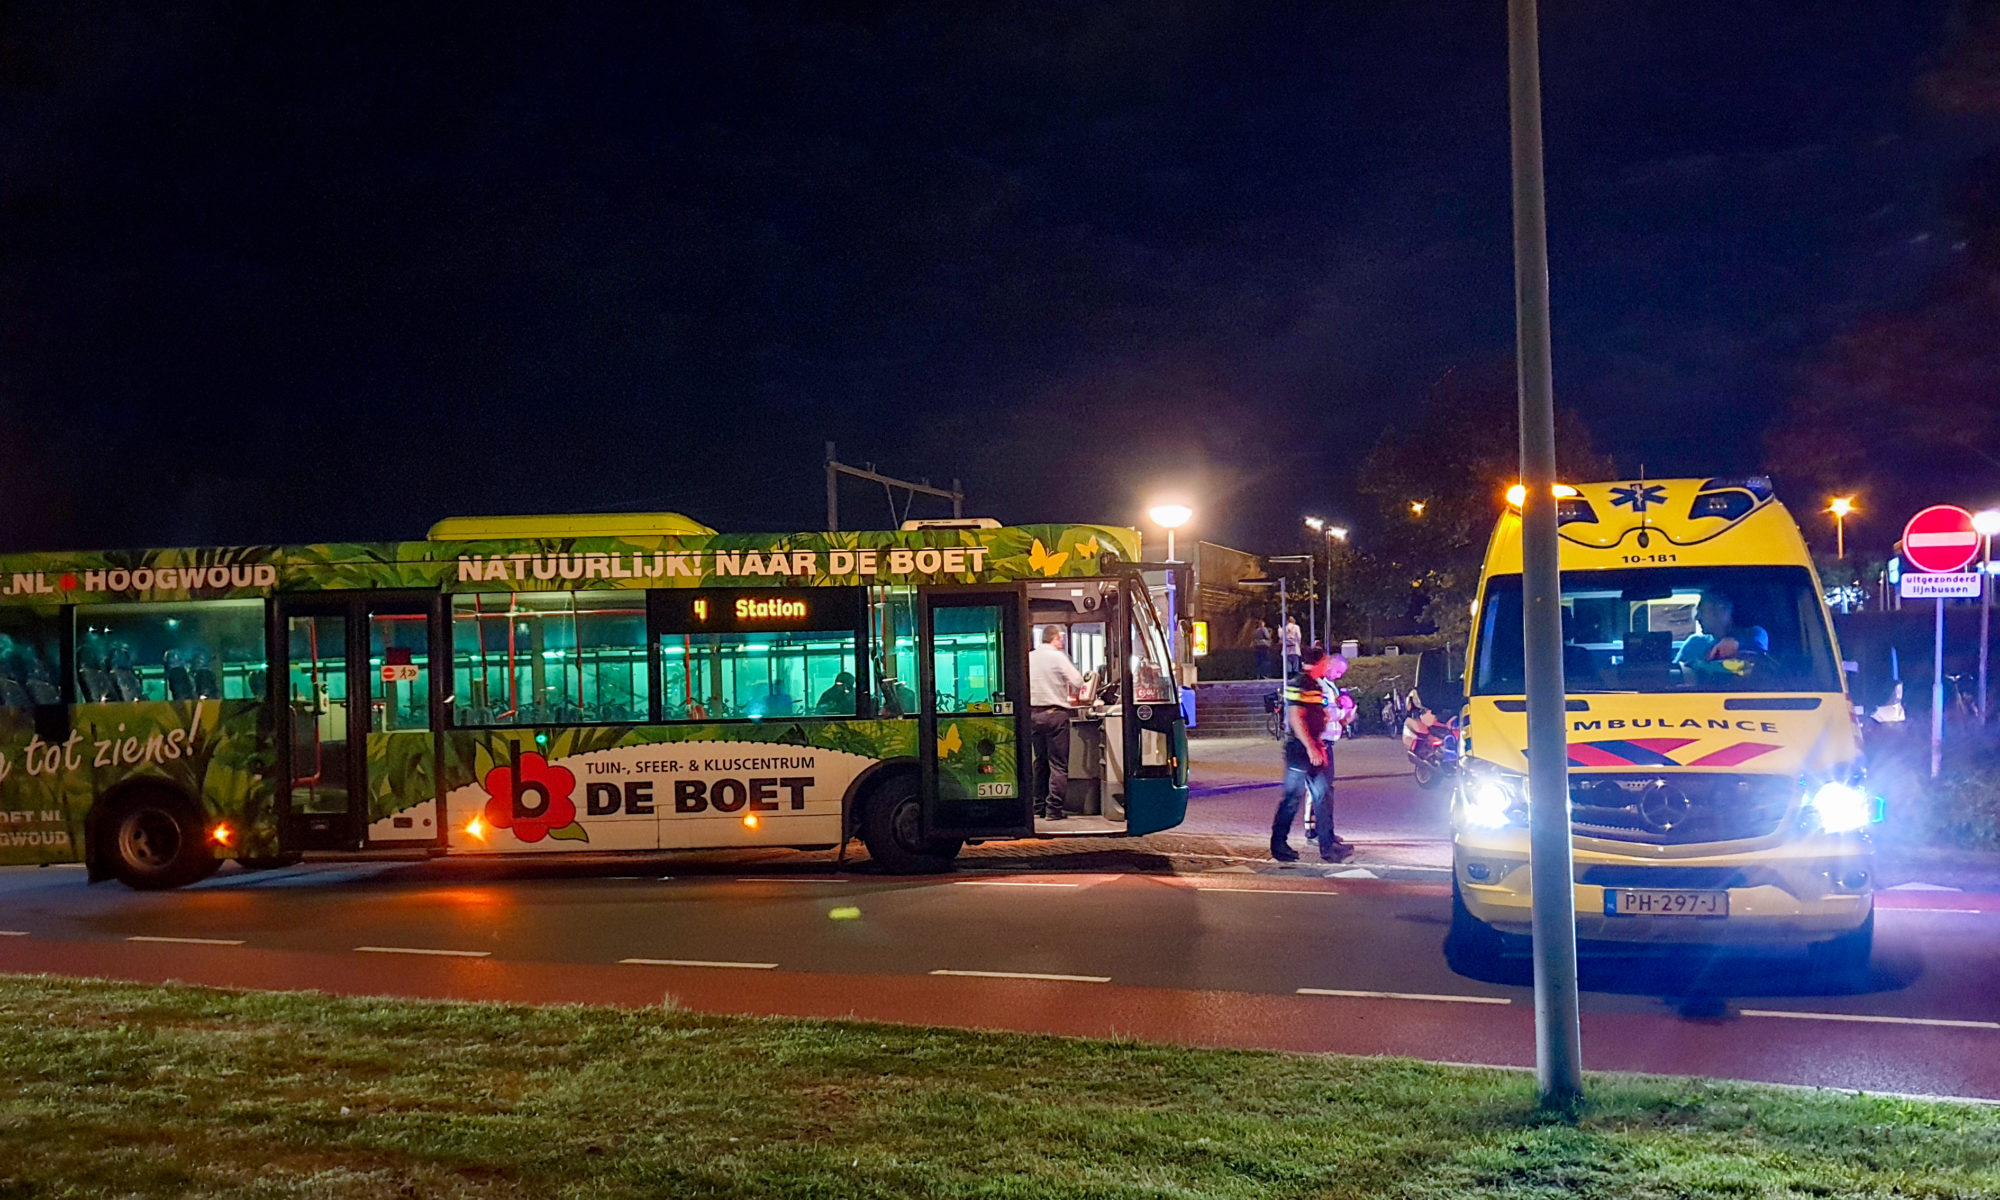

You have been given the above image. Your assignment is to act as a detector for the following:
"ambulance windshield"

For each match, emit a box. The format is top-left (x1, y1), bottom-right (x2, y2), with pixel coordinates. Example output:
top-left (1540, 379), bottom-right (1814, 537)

top-left (1472, 566), bottom-right (1841, 695)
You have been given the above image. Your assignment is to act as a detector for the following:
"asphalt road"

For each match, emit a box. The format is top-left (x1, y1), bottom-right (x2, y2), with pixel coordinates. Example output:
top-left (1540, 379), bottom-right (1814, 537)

top-left (3, 736), bottom-right (1997, 1100)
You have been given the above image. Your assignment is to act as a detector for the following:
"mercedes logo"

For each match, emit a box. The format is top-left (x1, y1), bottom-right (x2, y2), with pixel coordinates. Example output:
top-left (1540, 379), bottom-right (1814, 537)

top-left (1638, 785), bottom-right (1694, 834)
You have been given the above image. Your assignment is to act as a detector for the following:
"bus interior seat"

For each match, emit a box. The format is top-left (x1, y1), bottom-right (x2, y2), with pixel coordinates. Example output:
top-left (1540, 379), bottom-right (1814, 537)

top-left (109, 644), bottom-right (144, 701)
top-left (164, 651), bottom-right (196, 701)
top-left (21, 652), bottom-right (60, 705)
top-left (78, 667), bottom-right (113, 703)
top-left (191, 651), bottom-right (221, 699)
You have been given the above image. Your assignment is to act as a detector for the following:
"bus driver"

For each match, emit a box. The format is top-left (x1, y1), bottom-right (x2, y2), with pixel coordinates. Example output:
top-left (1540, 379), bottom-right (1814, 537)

top-left (1029, 624), bottom-right (1085, 821)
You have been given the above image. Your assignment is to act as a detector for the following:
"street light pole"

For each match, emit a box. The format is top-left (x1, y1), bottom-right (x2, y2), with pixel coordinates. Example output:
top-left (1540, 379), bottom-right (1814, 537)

top-left (1975, 511), bottom-right (2000, 723)
top-left (1507, 0), bottom-right (1582, 1112)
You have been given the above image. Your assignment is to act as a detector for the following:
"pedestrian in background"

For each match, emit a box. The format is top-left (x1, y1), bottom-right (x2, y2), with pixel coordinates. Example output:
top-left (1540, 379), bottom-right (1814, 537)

top-left (1252, 621), bottom-right (1275, 679)
top-left (1282, 616), bottom-right (1302, 675)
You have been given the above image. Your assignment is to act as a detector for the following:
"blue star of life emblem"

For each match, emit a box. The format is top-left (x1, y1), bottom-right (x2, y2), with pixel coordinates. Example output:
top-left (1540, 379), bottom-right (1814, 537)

top-left (1610, 483), bottom-right (1667, 512)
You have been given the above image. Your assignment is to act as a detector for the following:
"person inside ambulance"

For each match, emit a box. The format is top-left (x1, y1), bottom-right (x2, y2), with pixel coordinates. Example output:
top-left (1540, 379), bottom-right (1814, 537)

top-left (1674, 589), bottom-right (1769, 684)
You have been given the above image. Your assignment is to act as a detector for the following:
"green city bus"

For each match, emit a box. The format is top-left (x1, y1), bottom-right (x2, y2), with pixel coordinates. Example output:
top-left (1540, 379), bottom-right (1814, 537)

top-left (0, 515), bottom-right (1188, 888)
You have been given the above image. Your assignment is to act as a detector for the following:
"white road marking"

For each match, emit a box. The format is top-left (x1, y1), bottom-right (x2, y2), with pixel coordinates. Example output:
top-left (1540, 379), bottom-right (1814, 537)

top-left (620, 958), bottom-right (779, 970)
top-left (736, 878), bottom-right (847, 884)
top-left (953, 880), bottom-right (1083, 888)
top-left (127, 935), bottom-right (245, 946)
top-left (0, 930), bottom-right (28, 937)
top-left (1741, 1009), bottom-right (2000, 1031)
top-left (931, 969), bottom-right (1111, 983)
top-left (353, 945), bottom-right (491, 958)
top-left (1190, 886), bottom-right (1340, 895)
top-left (1886, 882), bottom-right (1963, 892)
top-left (1298, 988), bottom-right (1512, 1005)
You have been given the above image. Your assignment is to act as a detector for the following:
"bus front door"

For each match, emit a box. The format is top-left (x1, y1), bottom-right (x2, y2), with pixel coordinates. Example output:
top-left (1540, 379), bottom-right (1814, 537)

top-left (1118, 573), bottom-right (1189, 836)
top-left (279, 593), bottom-right (443, 852)
top-left (918, 588), bottom-right (1033, 840)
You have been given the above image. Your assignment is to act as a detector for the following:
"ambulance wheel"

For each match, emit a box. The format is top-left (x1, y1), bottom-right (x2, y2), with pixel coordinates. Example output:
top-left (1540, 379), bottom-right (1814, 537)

top-left (1807, 911), bottom-right (1873, 983)
top-left (102, 788), bottom-right (215, 891)
top-left (859, 775), bottom-right (961, 874)
top-left (1444, 880), bottom-right (1508, 976)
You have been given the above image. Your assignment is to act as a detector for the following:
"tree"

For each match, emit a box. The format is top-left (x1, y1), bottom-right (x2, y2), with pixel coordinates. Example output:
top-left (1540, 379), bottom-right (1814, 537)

top-left (1345, 358), bottom-right (1614, 639)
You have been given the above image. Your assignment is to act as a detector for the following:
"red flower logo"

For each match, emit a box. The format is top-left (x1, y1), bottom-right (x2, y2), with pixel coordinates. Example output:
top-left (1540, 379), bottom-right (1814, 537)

top-left (481, 751), bottom-right (578, 843)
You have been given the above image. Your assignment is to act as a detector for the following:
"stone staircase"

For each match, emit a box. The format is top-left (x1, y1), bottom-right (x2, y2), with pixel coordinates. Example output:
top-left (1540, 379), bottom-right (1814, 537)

top-left (1189, 680), bottom-right (1281, 738)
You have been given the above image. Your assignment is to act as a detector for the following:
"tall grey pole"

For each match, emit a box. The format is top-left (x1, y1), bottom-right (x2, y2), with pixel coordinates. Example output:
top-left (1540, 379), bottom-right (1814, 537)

top-left (1324, 538), bottom-right (1335, 654)
top-left (826, 442), bottom-right (840, 532)
top-left (1307, 556), bottom-right (1317, 648)
top-left (1932, 597), bottom-right (1946, 779)
top-left (1981, 535), bottom-right (1991, 724)
top-left (1507, 0), bottom-right (1583, 1110)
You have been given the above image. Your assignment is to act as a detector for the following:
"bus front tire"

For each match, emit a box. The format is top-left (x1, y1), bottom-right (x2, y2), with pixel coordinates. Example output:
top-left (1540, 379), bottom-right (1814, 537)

top-left (101, 789), bottom-right (216, 891)
top-left (858, 776), bottom-right (962, 874)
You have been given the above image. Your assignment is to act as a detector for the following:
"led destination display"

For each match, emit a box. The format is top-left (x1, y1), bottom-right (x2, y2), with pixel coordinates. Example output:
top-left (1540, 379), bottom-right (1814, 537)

top-left (653, 587), bottom-right (863, 634)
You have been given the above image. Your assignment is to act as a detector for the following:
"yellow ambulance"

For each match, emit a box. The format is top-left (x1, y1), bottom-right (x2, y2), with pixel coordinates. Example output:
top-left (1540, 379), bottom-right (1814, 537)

top-left (1451, 477), bottom-right (1880, 974)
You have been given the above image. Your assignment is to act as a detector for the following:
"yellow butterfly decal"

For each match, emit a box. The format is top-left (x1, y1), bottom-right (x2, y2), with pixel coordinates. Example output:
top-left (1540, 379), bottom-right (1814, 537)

top-left (936, 723), bottom-right (962, 758)
top-left (1076, 536), bottom-right (1100, 561)
top-left (1028, 538), bottom-right (1069, 577)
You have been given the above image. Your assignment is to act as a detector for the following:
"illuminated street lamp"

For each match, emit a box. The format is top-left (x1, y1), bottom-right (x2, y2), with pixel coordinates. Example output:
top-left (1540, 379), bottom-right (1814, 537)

top-left (1305, 517), bottom-right (1351, 651)
top-left (1976, 508), bottom-right (2000, 724)
top-left (1149, 503), bottom-right (1192, 562)
top-left (1149, 503), bottom-right (1193, 664)
top-left (1827, 496), bottom-right (1855, 559)
top-left (1409, 500), bottom-right (1427, 518)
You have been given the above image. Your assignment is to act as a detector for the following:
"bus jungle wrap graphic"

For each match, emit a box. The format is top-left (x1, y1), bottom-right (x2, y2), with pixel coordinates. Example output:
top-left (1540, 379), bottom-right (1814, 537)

top-left (418, 717), bottom-right (1016, 852)
top-left (0, 525), bottom-right (1139, 605)
top-left (0, 701), bottom-right (275, 866)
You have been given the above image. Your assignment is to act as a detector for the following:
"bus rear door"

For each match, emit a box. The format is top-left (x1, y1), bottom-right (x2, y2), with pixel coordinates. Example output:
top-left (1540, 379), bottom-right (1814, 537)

top-left (278, 593), bottom-right (444, 852)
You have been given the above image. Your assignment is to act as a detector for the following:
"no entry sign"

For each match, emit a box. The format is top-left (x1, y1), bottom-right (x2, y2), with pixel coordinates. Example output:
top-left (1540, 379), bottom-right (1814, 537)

top-left (1902, 505), bottom-right (1981, 574)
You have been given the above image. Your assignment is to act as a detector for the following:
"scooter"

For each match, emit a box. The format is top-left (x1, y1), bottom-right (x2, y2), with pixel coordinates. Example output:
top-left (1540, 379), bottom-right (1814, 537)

top-left (1401, 702), bottom-right (1460, 789)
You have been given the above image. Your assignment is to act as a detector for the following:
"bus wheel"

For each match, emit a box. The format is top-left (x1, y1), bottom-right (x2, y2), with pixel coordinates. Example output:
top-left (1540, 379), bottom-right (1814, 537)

top-left (859, 775), bottom-right (962, 874)
top-left (102, 790), bottom-right (215, 891)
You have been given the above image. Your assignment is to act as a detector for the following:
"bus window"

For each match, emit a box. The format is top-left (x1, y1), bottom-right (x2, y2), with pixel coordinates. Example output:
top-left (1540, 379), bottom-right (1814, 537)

top-left (370, 608), bottom-right (430, 732)
top-left (0, 607), bottom-right (62, 709)
top-left (75, 600), bottom-right (265, 703)
top-left (933, 605), bottom-right (1003, 714)
top-left (1129, 590), bottom-right (1176, 703)
top-left (1032, 621), bottom-right (1106, 677)
top-left (451, 593), bottom-right (650, 725)
top-left (661, 629), bottom-right (859, 720)
top-left (871, 586), bottom-right (919, 717)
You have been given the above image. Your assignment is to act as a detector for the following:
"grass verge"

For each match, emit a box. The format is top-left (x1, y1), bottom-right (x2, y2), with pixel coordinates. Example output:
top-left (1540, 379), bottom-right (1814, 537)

top-left (0, 974), bottom-right (1995, 1199)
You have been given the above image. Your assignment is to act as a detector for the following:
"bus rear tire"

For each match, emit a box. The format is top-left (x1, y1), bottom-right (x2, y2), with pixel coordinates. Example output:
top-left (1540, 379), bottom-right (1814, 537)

top-left (858, 775), bottom-right (962, 874)
top-left (100, 789), bottom-right (216, 891)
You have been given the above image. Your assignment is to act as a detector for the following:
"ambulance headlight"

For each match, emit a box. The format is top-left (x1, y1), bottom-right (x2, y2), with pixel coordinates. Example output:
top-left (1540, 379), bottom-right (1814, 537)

top-left (1807, 781), bottom-right (1873, 834)
top-left (1460, 767), bottom-right (1526, 830)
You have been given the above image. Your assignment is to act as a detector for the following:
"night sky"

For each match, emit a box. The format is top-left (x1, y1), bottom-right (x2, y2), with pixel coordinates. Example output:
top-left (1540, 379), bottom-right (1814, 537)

top-left (0, 1), bottom-right (1987, 555)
